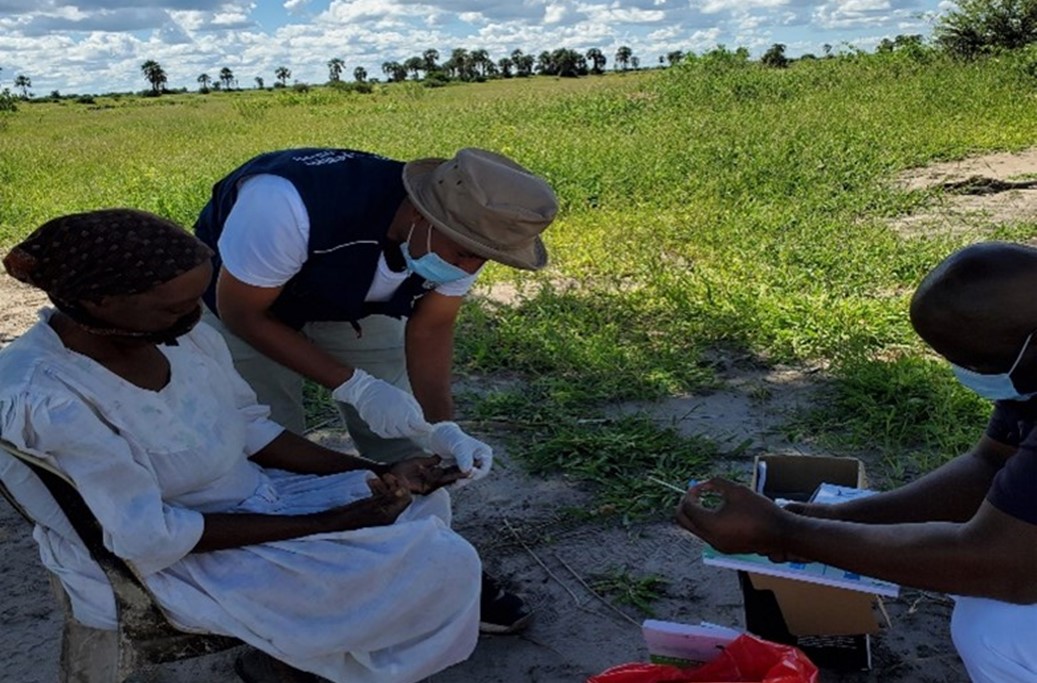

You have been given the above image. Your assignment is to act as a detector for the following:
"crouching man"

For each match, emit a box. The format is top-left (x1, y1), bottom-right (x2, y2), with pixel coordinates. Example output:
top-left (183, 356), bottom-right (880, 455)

top-left (677, 241), bottom-right (1037, 683)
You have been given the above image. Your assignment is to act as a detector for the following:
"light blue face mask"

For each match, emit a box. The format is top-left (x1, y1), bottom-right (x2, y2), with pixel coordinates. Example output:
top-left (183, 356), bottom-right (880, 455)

top-left (951, 332), bottom-right (1037, 401)
top-left (401, 223), bottom-right (469, 285)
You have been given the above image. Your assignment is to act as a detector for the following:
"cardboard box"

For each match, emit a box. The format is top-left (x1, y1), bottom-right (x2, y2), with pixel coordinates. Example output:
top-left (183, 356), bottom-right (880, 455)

top-left (739, 454), bottom-right (884, 670)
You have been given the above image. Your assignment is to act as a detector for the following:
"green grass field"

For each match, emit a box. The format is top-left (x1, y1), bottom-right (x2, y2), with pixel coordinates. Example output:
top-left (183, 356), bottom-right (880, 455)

top-left (3, 50), bottom-right (1036, 514)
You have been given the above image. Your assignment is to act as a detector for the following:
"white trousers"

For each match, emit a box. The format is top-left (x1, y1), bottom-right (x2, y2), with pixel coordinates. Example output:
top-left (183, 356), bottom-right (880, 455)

top-left (952, 595), bottom-right (1037, 683)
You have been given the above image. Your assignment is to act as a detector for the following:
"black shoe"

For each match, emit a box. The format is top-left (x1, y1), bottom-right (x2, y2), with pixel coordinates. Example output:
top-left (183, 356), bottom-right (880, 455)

top-left (479, 572), bottom-right (533, 634)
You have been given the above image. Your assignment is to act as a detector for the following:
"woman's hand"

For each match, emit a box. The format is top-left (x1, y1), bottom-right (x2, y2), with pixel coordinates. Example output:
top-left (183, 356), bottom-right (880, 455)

top-left (195, 474), bottom-right (414, 552)
top-left (322, 474), bottom-right (413, 530)
top-left (386, 455), bottom-right (467, 495)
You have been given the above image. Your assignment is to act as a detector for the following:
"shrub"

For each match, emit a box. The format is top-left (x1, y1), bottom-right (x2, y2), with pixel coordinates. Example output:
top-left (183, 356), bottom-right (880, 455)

top-left (936, 0), bottom-right (1037, 58)
top-left (326, 80), bottom-right (374, 94)
top-left (422, 71), bottom-right (451, 88)
top-left (761, 43), bottom-right (790, 68)
top-left (0, 88), bottom-right (17, 113)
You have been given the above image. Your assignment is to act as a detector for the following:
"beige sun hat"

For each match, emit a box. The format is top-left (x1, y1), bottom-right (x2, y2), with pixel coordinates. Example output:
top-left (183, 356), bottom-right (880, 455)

top-left (402, 148), bottom-right (558, 271)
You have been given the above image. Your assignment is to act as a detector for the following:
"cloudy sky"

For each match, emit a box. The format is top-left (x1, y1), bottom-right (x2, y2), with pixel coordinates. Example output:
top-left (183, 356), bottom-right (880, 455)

top-left (1, 0), bottom-right (949, 96)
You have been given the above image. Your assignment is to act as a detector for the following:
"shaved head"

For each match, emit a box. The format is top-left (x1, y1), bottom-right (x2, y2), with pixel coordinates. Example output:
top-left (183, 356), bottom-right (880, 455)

top-left (910, 241), bottom-right (1037, 372)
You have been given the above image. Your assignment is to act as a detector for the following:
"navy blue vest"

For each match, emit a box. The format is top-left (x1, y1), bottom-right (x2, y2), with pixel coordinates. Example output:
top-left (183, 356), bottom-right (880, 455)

top-left (194, 148), bottom-right (430, 330)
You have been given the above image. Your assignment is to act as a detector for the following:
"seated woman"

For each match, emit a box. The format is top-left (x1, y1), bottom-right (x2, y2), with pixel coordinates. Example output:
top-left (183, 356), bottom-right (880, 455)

top-left (0, 209), bottom-right (481, 683)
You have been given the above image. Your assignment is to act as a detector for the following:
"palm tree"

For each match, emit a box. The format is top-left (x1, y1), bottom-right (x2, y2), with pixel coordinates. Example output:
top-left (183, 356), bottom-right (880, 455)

top-left (536, 51), bottom-right (553, 75)
top-left (403, 56), bottom-right (424, 80)
top-left (510, 49), bottom-right (526, 75)
top-left (274, 66), bottom-right (291, 87)
top-left (219, 67), bottom-right (235, 90)
top-left (516, 53), bottom-right (535, 77)
top-left (140, 60), bottom-right (166, 94)
top-left (353, 66), bottom-right (367, 83)
top-left (381, 61), bottom-right (406, 82)
top-left (615, 46), bottom-right (632, 71)
top-left (585, 47), bottom-right (606, 74)
top-left (197, 73), bottom-right (211, 92)
top-left (255, 76), bottom-right (265, 89)
top-left (447, 48), bottom-right (470, 80)
top-left (551, 48), bottom-right (586, 77)
top-left (14, 74), bottom-right (31, 98)
top-left (422, 49), bottom-right (440, 73)
top-left (327, 57), bottom-right (345, 82)
top-left (469, 49), bottom-right (491, 77)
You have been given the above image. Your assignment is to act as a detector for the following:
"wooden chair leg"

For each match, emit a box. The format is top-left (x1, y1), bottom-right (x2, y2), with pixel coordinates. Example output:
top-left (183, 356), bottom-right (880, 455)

top-left (52, 576), bottom-right (120, 683)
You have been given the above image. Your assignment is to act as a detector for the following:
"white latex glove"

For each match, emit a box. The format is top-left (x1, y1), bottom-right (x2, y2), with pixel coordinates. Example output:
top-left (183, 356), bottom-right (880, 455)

top-left (424, 421), bottom-right (493, 481)
top-left (332, 368), bottom-right (431, 439)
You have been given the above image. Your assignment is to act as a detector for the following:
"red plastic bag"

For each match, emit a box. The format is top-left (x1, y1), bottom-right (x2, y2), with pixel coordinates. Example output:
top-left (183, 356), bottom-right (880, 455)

top-left (588, 634), bottom-right (818, 683)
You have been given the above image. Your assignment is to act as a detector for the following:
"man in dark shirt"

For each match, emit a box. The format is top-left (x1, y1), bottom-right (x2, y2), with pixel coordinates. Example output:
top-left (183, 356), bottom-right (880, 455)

top-left (678, 241), bottom-right (1037, 682)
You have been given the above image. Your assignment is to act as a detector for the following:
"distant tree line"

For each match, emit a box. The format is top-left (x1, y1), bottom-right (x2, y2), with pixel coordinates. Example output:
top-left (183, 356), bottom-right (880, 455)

top-left (372, 45), bottom-right (641, 85)
top-left (5, 0), bottom-right (1035, 102)
top-left (132, 44), bottom-right (644, 97)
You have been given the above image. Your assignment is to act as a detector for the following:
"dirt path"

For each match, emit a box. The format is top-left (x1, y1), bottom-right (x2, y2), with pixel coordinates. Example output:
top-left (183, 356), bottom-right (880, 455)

top-left (890, 147), bottom-right (1037, 238)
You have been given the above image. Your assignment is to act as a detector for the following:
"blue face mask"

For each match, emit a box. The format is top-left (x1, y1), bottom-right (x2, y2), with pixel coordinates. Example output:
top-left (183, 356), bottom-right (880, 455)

top-left (951, 332), bottom-right (1037, 401)
top-left (401, 223), bottom-right (469, 285)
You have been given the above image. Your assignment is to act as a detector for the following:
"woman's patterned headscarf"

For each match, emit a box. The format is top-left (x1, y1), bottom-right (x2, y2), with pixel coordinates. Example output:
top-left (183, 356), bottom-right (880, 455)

top-left (3, 209), bottom-right (213, 335)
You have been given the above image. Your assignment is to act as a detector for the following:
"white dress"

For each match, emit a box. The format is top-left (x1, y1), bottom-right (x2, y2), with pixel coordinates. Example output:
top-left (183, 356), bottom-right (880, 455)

top-left (0, 310), bottom-right (480, 683)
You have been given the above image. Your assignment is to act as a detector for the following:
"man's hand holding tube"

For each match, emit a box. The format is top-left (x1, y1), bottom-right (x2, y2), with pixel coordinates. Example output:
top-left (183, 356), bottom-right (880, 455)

top-left (331, 368), bottom-right (430, 439)
top-left (676, 478), bottom-right (795, 561)
top-left (422, 421), bottom-right (493, 484)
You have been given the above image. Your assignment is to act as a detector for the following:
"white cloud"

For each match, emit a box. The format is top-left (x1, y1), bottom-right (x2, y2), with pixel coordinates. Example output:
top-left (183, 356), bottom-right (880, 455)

top-left (211, 8), bottom-right (250, 25)
top-left (842, 0), bottom-right (891, 11)
top-left (812, 0), bottom-right (917, 28)
top-left (158, 17), bottom-right (191, 42)
top-left (600, 7), bottom-right (666, 22)
top-left (319, 0), bottom-right (384, 23)
top-left (698, 0), bottom-right (788, 13)
top-left (0, 0), bottom-right (948, 94)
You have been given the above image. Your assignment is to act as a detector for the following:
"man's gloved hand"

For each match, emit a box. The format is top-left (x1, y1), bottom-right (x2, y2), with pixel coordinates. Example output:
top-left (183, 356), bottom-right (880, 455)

top-left (331, 368), bottom-right (430, 439)
top-left (424, 422), bottom-right (493, 481)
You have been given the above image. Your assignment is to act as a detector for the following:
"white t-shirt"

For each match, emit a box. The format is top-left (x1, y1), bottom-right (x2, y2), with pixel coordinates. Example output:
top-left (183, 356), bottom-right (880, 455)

top-left (216, 174), bottom-right (479, 301)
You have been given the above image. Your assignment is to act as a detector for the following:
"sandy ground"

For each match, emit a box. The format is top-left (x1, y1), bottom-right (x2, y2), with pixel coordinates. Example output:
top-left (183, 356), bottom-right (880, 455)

top-left (890, 148), bottom-right (1037, 238)
top-left (0, 287), bottom-right (966, 683)
top-left (9, 146), bottom-right (1037, 681)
